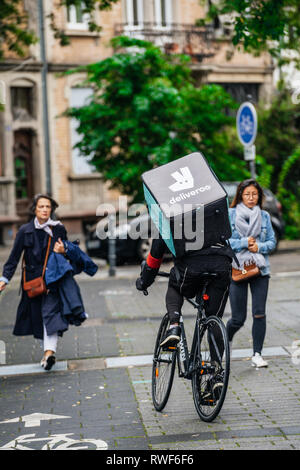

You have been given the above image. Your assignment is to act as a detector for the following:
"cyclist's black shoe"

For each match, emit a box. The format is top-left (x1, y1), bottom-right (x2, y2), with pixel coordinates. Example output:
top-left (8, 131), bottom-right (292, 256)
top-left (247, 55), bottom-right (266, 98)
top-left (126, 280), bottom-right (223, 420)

top-left (160, 326), bottom-right (181, 350)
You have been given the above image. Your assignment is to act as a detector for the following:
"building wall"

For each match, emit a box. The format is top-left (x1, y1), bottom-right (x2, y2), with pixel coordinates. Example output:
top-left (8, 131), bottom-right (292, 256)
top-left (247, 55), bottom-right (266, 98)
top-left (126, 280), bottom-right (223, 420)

top-left (0, 0), bottom-right (275, 244)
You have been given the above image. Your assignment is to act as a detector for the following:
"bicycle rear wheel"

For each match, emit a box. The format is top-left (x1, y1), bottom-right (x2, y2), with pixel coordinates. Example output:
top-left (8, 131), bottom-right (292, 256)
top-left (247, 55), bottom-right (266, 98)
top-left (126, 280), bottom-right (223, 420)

top-left (152, 314), bottom-right (177, 411)
top-left (192, 315), bottom-right (230, 422)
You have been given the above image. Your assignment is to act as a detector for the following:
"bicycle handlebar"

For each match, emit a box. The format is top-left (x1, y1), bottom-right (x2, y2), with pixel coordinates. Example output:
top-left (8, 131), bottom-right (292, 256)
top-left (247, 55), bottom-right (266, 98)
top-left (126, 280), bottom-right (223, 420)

top-left (157, 271), bottom-right (170, 278)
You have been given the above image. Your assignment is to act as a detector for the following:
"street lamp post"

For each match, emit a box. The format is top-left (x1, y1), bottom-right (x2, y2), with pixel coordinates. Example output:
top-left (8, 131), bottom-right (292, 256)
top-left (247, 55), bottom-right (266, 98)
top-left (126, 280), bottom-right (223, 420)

top-left (38, 0), bottom-right (52, 195)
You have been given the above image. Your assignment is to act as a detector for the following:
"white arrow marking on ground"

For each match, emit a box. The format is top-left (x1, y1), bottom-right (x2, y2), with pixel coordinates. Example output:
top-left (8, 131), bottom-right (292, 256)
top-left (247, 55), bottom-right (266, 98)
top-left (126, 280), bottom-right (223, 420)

top-left (0, 413), bottom-right (71, 427)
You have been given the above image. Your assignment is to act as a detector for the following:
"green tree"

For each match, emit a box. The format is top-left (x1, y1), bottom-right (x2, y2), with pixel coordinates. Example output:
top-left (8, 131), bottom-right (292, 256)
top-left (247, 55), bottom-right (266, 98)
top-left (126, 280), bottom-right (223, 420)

top-left (0, 0), bottom-right (36, 60)
top-left (203, 0), bottom-right (300, 67)
top-left (252, 87), bottom-right (300, 239)
top-left (276, 147), bottom-right (300, 238)
top-left (255, 87), bottom-right (300, 193)
top-left (64, 36), bottom-right (246, 201)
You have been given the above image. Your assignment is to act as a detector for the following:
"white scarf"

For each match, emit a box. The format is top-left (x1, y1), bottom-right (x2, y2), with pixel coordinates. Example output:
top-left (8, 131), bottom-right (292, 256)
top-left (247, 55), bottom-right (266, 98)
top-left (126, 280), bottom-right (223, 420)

top-left (34, 217), bottom-right (62, 237)
top-left (233, 203), bottom-right (266, 270)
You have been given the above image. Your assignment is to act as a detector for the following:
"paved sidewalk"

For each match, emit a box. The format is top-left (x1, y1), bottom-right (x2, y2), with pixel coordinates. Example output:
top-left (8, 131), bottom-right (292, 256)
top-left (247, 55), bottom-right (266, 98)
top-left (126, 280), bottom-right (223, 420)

top-left (0, 246), bottom-right (300, 450)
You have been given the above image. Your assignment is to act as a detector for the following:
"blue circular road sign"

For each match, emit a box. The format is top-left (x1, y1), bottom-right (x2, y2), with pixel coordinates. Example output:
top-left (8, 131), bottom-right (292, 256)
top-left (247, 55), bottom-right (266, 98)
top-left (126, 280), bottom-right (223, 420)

top-left (236, 102), bottom-right (257, 147)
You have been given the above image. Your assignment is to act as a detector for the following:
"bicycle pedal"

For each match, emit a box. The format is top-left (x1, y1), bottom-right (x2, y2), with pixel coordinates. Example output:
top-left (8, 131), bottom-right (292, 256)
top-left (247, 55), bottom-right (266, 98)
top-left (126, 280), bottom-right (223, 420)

top-left (200, 398), bottom-right (216, 406)
top-left (162, 344), bottom-right (177, 351)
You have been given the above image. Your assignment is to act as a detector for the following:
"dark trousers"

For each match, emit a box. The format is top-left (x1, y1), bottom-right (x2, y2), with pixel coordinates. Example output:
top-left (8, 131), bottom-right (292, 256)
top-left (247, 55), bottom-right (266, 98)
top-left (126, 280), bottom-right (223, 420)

top-left (165, 265), bottom-right (230, 364)
top-left (226, 275), bottom-right (269, 354)
top-left (166, 266), bottom-right (231, 324)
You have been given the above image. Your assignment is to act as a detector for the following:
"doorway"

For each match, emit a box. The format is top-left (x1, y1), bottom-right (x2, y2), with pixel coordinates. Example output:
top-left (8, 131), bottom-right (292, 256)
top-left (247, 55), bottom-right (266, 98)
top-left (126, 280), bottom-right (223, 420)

top-left (13, 130), bottom-right (34, 222)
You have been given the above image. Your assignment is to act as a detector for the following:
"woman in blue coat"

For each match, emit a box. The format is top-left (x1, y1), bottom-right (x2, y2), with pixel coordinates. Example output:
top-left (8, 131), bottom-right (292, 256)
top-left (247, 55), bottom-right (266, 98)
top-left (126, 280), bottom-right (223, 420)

top-left (226, 179), bottom-right (276, 368)
top-left (0, 194), bottom-right (70, 370)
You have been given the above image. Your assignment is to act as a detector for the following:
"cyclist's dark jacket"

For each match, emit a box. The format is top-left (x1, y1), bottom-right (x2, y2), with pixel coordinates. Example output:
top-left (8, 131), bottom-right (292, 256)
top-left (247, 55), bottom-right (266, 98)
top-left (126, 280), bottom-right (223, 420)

top-left (141, 233), bottom-right (233, 288)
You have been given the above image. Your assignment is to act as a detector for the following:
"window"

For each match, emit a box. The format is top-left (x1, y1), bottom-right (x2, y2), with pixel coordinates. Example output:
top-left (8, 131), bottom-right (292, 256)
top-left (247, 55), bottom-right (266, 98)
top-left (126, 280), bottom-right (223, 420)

top-left (154, 0), bottom-right (173, 27)
top-left (219, 83), bottom-right (260, 104)
top-left (125, 0), bottom-right (144, 28)
top-left (11, 86), bottom-right (33, 120)
top-left (70, 87), bottom-right (95, 175)
top-left (67, 2), bottom-right (89, 30)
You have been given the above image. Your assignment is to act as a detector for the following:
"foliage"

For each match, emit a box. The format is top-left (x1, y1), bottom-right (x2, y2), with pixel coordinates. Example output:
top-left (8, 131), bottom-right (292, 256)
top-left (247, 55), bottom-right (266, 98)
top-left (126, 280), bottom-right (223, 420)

top-left (255, 155), bottom-right (274, 190)
top-left (0, 0), bottom-right (36, 60)
top-left (252, 87), bottom-right (300, 239)
top-left (276, 148), bottom-right (300, 238)
top-left (203, 0), bottom-right (300, 67)
top-left (255, 87), bottom-right (300, 194)
top-left (64, 36), bottom-right (245, 201)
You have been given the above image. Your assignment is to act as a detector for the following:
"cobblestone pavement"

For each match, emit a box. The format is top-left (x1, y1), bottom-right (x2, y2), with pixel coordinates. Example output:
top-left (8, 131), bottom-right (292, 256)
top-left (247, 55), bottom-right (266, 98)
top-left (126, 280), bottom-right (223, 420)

top-left (0, 245), bottom-right (300, 450)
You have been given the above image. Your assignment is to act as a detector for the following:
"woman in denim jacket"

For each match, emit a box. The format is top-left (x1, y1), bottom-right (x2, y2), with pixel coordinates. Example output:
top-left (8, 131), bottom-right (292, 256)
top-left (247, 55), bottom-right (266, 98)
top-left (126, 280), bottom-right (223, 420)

top-left (226, 179), bottom-right (276, 368)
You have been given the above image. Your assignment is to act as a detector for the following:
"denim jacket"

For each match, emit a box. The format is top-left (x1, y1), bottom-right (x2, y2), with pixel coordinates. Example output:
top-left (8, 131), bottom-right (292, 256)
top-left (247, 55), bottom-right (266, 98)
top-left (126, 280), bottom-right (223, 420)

top-left (229, 208), bottom-right (276, 276)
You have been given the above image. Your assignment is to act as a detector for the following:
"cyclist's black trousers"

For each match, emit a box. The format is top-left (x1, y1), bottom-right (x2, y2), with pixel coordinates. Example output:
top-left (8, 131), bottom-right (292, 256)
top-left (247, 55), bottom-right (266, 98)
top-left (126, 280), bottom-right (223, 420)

top-left (166, 265), bottom-right (231, 325)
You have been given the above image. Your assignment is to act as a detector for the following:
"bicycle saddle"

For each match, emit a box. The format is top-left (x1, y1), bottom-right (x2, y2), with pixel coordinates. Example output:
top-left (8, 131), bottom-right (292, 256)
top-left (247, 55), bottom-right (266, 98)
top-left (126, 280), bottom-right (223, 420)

top-left (196, 272), bottom-right (220, 279)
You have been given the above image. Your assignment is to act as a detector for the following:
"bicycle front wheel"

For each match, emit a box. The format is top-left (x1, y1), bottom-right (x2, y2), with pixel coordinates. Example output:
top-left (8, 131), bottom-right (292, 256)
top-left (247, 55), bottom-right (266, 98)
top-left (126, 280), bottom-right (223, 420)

top-left (152, 314), bottom-right (177, 411)
top-left (192, 315), bottom-right (230, 422)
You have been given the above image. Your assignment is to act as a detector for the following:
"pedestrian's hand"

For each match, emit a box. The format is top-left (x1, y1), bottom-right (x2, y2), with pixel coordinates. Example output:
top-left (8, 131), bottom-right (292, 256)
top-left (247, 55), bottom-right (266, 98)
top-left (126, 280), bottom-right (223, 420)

top-left (248, 243), bottom-right (258, 253)
top-left (0, 281), bottom-right (6, 292)
top-left (53, 238), bottom-right (65, 254)
top-left (248, 236), bottom-right (256, 246)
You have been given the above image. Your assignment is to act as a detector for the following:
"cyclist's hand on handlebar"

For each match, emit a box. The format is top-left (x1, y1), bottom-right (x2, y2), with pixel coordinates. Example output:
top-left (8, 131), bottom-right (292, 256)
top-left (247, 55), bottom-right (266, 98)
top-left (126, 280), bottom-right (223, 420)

top-left (135, 277), bottom-right (148, 295)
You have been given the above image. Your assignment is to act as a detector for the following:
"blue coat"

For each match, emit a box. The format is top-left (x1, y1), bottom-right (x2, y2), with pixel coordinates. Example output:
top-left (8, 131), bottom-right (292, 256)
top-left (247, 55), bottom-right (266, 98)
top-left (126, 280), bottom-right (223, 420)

top-left (42, 242), bottom-right (98, 336)
top-left (229, 208), bottom-right (276, 276)
top-left (45, 241), bottom-right (98, 285)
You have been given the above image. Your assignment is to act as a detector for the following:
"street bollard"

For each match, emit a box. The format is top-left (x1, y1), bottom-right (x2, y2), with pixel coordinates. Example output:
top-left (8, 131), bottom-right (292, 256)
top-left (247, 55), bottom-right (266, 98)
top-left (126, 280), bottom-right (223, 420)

top-left (108, 214), bottom-right (116, 277)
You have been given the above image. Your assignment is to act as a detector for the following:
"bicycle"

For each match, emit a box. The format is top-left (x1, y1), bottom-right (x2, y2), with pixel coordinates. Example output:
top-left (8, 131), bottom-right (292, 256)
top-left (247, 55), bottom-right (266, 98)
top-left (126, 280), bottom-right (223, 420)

top-left (150, 270), bottom-right (230, 422)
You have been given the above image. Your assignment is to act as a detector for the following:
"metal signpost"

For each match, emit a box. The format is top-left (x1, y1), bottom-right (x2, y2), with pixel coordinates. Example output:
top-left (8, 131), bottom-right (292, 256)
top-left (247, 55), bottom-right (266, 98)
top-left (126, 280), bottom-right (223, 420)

top-left (236, 101), bottom-right (258, 178)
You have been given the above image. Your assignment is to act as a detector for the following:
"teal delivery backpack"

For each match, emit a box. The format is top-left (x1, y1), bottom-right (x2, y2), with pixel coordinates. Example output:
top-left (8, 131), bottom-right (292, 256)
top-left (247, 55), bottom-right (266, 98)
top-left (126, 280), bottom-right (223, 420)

top-left (142, 152), bottom-right (231, 257)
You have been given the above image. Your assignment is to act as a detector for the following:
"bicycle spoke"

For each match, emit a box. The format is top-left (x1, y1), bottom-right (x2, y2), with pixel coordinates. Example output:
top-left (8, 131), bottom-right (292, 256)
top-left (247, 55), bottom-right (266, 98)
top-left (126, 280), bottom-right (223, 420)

top-left (152, 315), bottom-right (177, 411)
top-left (192, 316), bottom-right (230, 422)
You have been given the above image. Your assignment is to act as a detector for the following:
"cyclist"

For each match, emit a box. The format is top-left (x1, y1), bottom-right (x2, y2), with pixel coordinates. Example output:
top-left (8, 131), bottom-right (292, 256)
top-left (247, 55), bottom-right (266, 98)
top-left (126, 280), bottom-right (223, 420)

top-left (136, 233), bottom-right (232, 349)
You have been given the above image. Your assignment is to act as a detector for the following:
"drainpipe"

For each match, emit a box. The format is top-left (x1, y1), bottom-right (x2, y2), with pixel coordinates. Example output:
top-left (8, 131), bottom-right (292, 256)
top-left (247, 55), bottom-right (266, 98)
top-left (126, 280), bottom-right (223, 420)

top-left (38, 0), bottom-right (52, 195)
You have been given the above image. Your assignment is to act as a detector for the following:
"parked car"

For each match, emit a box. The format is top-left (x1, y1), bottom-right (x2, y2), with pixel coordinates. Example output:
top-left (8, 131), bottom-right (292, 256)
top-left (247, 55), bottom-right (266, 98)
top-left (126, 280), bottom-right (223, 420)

top-left (85, 212), bottom-right (156, 265)
top-left (85, 182), bottom-right (284, 263)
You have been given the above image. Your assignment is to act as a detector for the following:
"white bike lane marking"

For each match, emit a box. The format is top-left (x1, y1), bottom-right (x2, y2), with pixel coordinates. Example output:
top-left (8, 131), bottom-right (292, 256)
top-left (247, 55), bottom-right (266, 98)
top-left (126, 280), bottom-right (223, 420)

top-left (0, 433), bottom-right (108, 450)
top-left (0, 413), bottom-right (108, 450)
top-left (0, 413), bottom-right (71, 427)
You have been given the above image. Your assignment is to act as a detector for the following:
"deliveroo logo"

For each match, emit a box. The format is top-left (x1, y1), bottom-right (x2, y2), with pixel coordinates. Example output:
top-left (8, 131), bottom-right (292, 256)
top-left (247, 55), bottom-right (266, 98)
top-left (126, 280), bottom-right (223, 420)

top-left (169, 167), bottom-right (194, 192)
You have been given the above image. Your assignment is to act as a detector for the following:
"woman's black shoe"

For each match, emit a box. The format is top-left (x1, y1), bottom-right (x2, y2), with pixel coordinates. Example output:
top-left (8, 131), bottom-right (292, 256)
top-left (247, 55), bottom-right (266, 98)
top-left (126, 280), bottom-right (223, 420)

top-left (43, 355), bottom-right (56, 371)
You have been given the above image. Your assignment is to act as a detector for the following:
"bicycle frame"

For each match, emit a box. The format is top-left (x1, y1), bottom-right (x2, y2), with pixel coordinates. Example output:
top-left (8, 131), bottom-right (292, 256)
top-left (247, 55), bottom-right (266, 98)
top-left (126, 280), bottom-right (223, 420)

top-left (157, 270), bottom-right (219, 380)
top-left (176, 291), bottom-right (208, 380)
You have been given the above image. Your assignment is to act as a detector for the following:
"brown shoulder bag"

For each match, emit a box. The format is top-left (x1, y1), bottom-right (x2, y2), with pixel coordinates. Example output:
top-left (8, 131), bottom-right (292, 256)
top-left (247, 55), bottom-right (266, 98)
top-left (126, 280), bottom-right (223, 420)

top-left (232, 263), bottom-right (260, 283)
top-left (22, 236), bottom-right (51, 298)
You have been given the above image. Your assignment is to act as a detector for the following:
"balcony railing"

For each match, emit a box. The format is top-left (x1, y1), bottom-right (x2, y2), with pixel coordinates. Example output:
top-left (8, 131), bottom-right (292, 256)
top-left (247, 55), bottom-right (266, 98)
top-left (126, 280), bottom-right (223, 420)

top-left (114, 23), bottom-right (218, 62)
